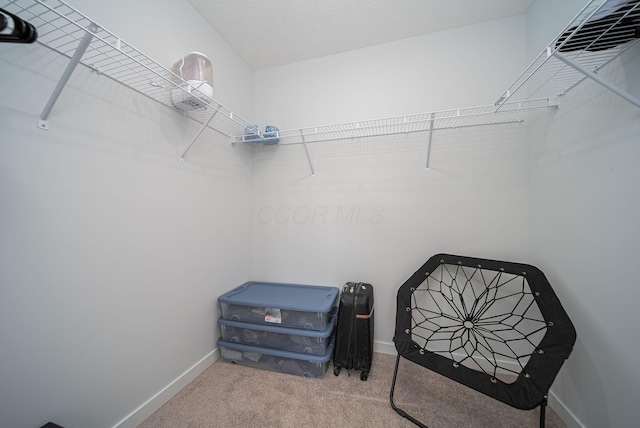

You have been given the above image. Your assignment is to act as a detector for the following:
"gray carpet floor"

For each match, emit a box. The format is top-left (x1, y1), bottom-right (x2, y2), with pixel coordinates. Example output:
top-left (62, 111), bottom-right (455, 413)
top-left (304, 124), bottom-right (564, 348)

top-left (139, 352), bottom-right (566, 428)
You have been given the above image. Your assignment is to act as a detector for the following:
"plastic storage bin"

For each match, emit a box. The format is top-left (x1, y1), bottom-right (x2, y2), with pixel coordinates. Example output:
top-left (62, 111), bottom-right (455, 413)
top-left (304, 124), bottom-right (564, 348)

top-left (170, 52), bottom-right (213, 112)
top-left (218, 282), bottom-right (339, 331)
top-left (217, 308), bottom-right (336, 355)
top-left (218, 338), bottom-right (334, 378)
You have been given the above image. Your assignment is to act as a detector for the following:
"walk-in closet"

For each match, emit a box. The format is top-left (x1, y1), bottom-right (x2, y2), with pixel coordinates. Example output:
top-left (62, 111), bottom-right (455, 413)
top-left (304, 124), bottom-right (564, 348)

top-left (1, 1), bottom-right (638, 427)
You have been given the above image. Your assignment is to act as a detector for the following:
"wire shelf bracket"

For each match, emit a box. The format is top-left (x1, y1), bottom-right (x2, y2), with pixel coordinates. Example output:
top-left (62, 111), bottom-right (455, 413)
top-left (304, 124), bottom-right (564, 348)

top-left (552, 49), bottom-right (640, 108)
top-left (37, 21), bottom-right (98, 130)
top-left (300, 131), bottom-right (315, 177)
top-left (180, 105), bottom-right (220, 163)
top-left (425, 112), bottom-right (435, 172)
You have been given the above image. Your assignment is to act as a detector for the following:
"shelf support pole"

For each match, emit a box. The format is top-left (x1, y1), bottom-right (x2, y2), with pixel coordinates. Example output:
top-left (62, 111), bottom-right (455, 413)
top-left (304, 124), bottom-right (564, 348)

top-left (179, 105), bottom-right (220, 163)
top-left (38, 22), bottom-right (99, 130)
top-left (300, 132), bottom-right (315, 177)
top-left (553, 51), bottom-right (640, 109)
top-left (425, 112), bottom-right (435, 172)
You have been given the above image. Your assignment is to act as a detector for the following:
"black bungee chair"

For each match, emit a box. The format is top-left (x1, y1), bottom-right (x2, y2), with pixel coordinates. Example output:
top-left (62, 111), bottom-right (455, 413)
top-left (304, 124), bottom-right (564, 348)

top-left (390, 254), bottom-right (576, 428)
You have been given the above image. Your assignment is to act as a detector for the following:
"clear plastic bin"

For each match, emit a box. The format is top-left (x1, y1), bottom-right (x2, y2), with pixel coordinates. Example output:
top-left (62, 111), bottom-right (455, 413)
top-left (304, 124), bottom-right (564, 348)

top-left (218, 282), bottom-right (339, 331)
top-left (218, 308), bottom-right (336, 355)
top-left (218, 338), bottom-right (334, 378)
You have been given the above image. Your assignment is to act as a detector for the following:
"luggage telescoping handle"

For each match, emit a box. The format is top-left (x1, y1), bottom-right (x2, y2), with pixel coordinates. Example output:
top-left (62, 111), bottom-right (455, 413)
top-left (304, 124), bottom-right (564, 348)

top-left (353, 282), bottom-right (374, 319)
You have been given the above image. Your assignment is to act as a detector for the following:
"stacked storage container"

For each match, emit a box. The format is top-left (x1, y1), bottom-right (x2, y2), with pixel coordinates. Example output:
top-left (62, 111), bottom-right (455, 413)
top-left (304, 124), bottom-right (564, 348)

top-left (217, 281), bottom-right (339, 378)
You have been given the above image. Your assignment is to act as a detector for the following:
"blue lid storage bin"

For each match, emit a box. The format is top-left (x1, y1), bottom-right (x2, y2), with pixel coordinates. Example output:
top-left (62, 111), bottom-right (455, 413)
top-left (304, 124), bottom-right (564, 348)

top-left (218, 282), bottom-right (339, 331)
top-left (218, 338), bottom-right (334, 379)
top-left (217, 308), bottom-right (336, 356)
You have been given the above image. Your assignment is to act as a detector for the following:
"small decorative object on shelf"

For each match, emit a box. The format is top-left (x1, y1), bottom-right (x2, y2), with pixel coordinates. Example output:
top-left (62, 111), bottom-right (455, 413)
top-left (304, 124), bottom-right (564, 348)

top-left (170, 51), bottom-right (214, 112)
top-left (243, 124), bottom-right (261, 141)
top-left (262, 125), bottom-right (280, 145)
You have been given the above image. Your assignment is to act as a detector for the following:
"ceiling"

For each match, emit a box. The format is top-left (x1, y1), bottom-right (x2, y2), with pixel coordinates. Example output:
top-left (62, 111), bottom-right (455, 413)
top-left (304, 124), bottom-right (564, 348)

top-left (188, 0), bottom-right (534, 70)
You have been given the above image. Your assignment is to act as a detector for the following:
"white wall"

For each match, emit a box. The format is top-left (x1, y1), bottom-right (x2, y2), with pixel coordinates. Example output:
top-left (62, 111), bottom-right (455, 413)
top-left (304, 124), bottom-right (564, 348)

top-left (0, 1), bottom-right (253, 427)
top-left (527, 1), bottom-right (640, 427)
top-left (5, 2), bottom-right (636, 427)
top-left (251, 16), bottom-right (530, 351)
top-left (253, 15), bottom-right (528, 129)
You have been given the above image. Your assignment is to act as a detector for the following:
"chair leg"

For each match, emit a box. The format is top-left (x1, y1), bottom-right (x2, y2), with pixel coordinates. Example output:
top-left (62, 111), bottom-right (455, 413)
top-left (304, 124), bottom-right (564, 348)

top-left (391, 353), bottom-right (552, 428)
top-left (539, 396), bottom-right (548, 428)
top-left (389, 353), bottom-right (429, 428)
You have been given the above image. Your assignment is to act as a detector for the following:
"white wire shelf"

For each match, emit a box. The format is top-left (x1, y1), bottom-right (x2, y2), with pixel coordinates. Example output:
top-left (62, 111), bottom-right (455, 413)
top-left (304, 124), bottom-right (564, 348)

top-left (235, 99), bottom-right (557, 176)
top-left (496, 0), bottom-right (640, 108)
top-left (236, 0), bottom-right (639, 149)
top-left (5, 0), bottom-right (637, 169)
top-left (233, 99), bottom-right (555, 146)
top-left (233, 0), bottom-right (639, 175)
top-left (2, 0), bottom-right (253, 157)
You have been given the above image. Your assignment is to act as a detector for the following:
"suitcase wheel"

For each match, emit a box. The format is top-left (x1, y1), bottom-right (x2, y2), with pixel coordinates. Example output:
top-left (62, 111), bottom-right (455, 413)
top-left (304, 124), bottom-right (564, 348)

top-left (333, 366), bottom-right (341, 376)
top-left (360, 371), bottom-right (368, 381)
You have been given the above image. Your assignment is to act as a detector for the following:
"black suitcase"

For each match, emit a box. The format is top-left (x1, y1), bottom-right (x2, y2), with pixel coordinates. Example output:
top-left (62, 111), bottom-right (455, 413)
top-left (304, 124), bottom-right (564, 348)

top-left (333, 282), bottom-right (374, 381)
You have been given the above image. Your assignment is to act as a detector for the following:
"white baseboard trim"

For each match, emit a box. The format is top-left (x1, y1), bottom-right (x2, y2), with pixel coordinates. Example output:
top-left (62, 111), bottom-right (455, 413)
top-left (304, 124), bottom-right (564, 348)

top-left (111, 343), bottom-right (583, 428)
top-left (112, 348), bottom-right (220, 428)
top-left (112, 340), bottom-right (398, 427)
top-left (374, 340), bottom-right (397, 355)
top-left (548, 390), bottom-right (585, 428)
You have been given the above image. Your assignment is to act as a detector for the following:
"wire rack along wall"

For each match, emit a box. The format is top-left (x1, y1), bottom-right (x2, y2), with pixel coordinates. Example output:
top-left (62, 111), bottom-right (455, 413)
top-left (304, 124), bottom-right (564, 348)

top-left (496, 0), bottom-right (640, 109)
top-left (233, 99), bottom-right (554, 146)
top-left (2, 0), bottom-right (253, 162)
top-left (235, 99), bottom-right (557, 176)
top-left (5, 0), bottom-right (637, 169)
top-left (236, 0), bottom-right (639, 176)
